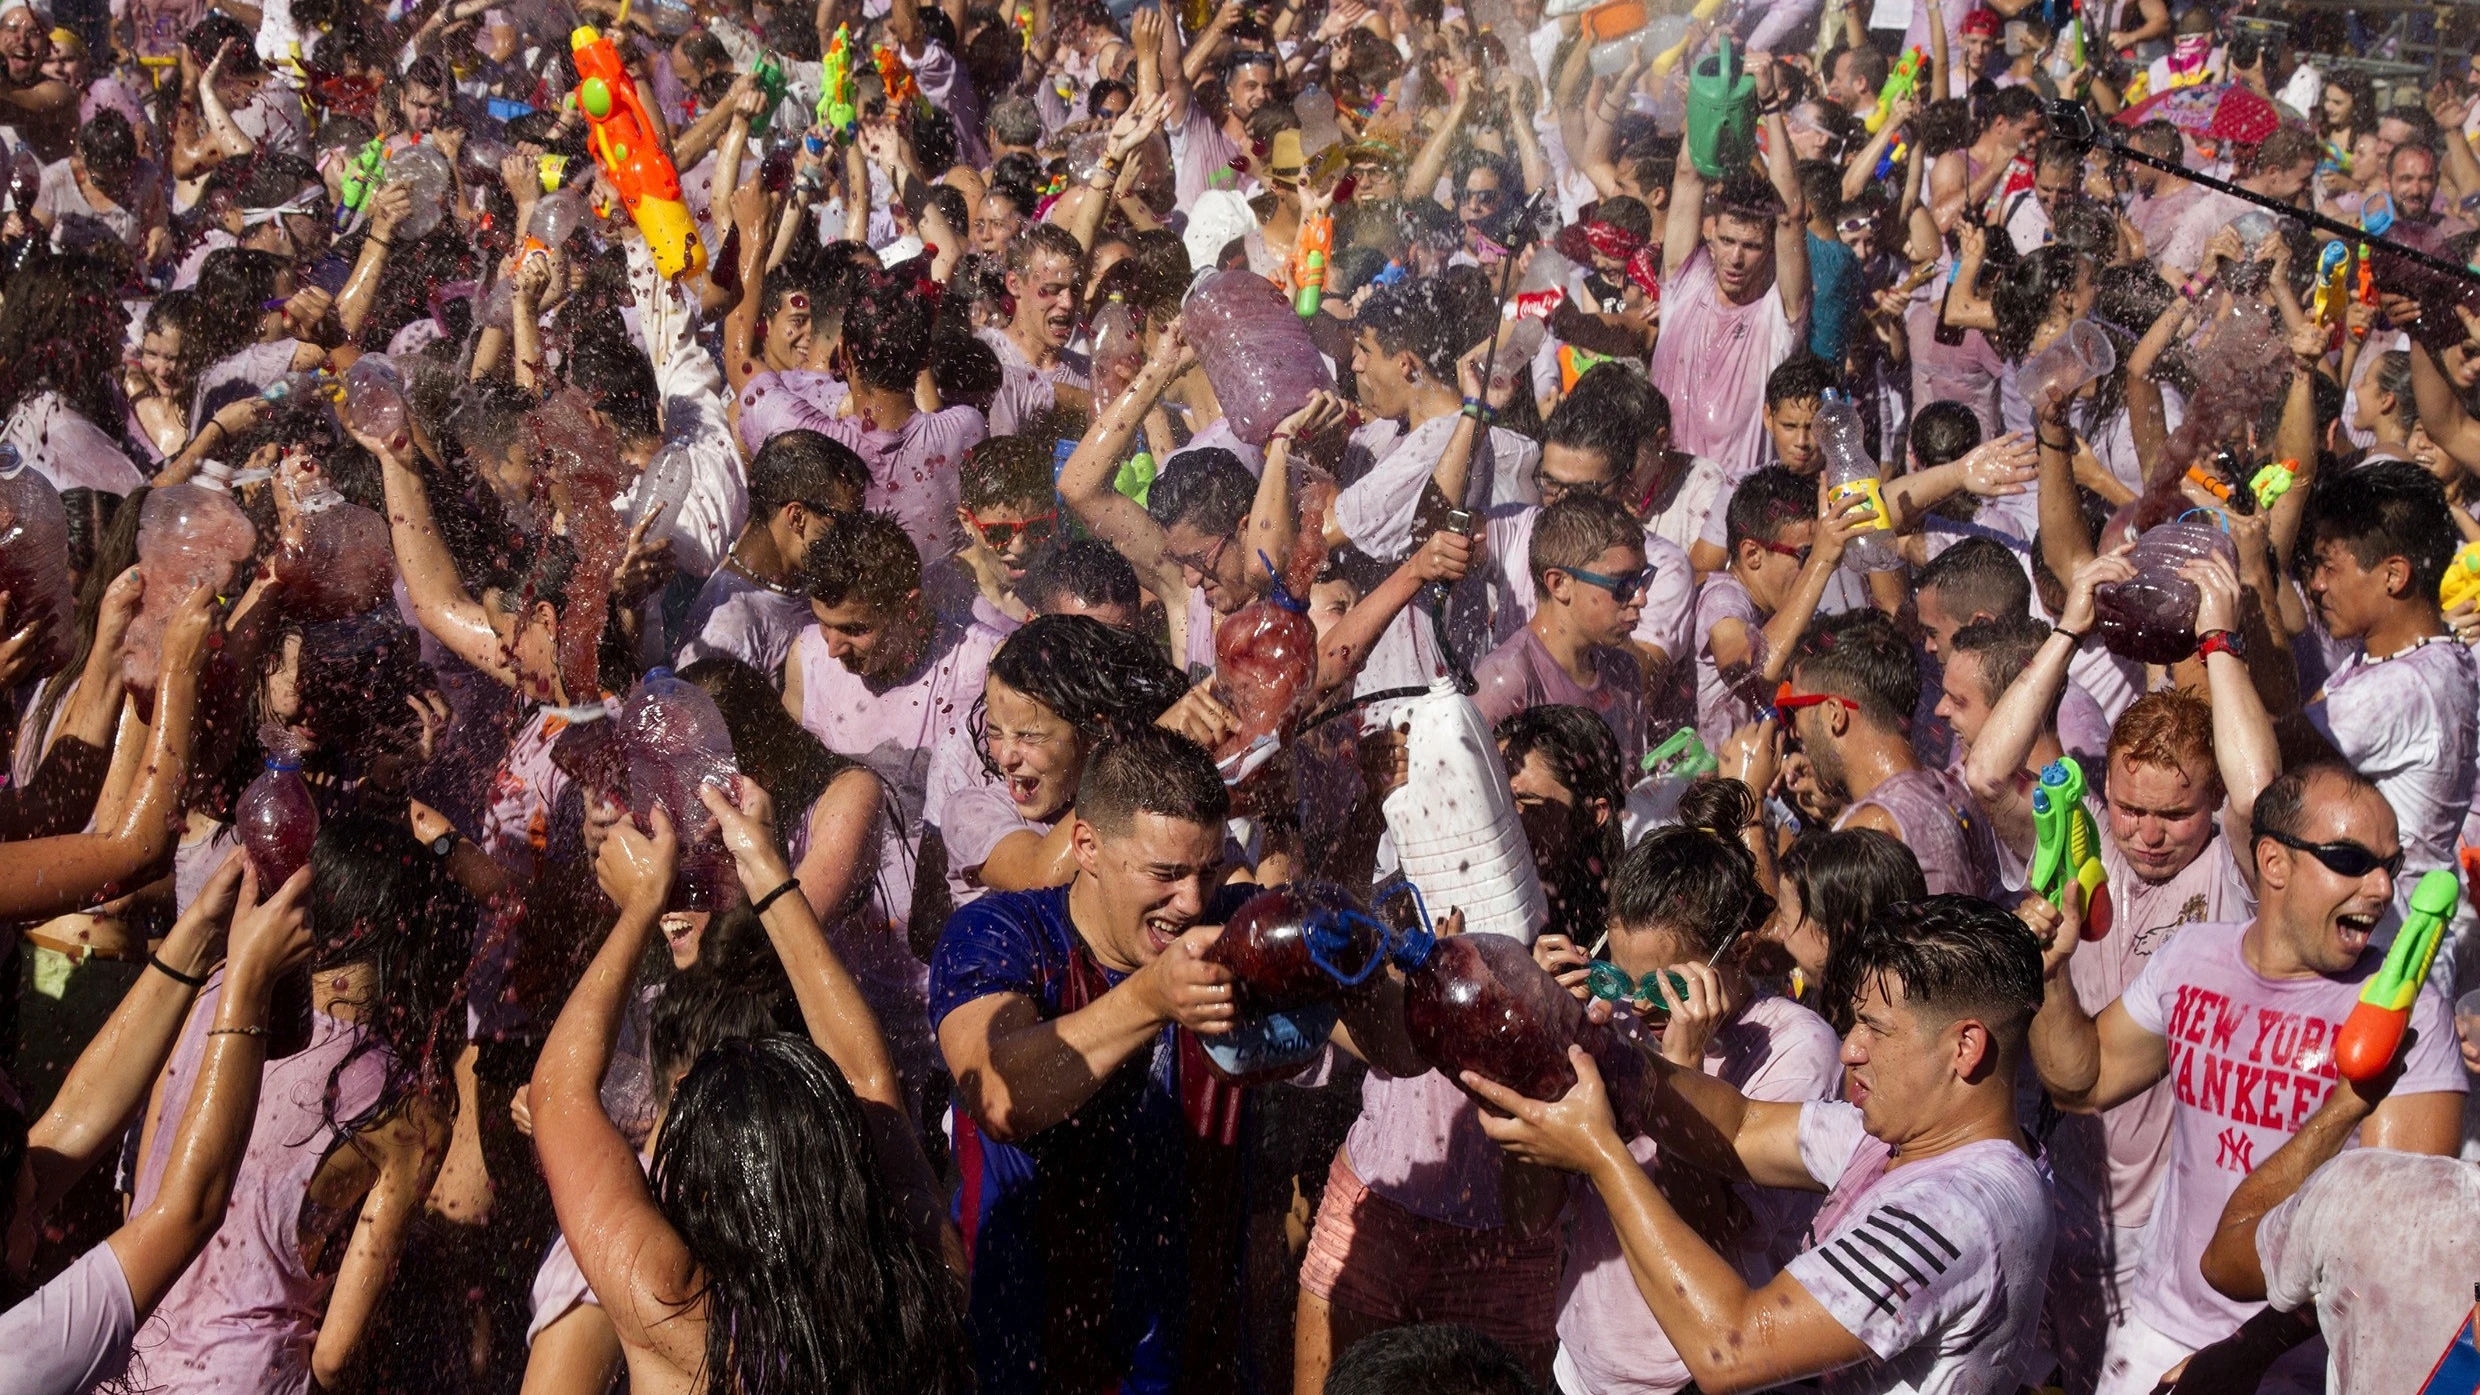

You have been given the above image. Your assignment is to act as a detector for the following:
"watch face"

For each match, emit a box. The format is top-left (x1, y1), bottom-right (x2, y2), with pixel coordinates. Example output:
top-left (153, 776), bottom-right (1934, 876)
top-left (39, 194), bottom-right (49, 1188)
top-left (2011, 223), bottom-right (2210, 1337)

top-left (432, 834), bottom-right (455, 857)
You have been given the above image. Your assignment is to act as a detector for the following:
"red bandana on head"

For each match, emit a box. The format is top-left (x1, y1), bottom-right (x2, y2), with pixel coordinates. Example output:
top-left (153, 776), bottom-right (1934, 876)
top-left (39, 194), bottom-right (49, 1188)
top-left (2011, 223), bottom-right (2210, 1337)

top-left (1556, 219), bottom-right (1663, 303)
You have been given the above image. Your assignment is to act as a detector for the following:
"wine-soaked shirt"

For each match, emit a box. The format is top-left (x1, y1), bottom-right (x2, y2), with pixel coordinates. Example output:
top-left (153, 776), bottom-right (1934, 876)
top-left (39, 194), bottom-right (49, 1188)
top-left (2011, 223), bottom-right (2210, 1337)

top-left (734, 369), bottom-right (849, 453)
top-left (2257, 1148), bottom-right (2480, 1395)
top-left (1650, 247), bottom-right (1808, 478)
top-left (1553, 994), bottom-right (1843, 1395)
top-left (1694, 573), bottom-right (1771, 753)
top-left (672, 563), bottom-right (812, 681)
top-left (1834, 767), bottom-right (2002, 901)
top-left (1472, 627), bottom-right (1647, 772)
top-left (0, 1241), bottom-right (136, 1395)
top-left (1784, 1102), bottom-right (2056, 1395)
top-left (2118, 920), bottom-right (2469, 1351)
top-left (2308, 637), bottom-right (2480, 881)
top-left (978, 327), bottom-right (1090, 437)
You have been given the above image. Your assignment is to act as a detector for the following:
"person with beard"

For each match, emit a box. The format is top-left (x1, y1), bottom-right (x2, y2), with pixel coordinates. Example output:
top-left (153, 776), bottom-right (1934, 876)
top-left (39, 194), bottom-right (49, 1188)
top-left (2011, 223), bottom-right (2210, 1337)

top-left (2025, 763), bottom-right (2468, 1395)
top-left (1776, 609), bottom-right (2001, 899)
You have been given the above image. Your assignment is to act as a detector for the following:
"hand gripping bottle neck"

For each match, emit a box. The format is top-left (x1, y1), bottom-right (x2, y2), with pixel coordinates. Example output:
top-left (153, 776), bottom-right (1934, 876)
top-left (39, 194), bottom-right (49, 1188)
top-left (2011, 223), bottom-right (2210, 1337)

top-left (2335, 869), bottom-right (2459, 1082)
top-left (572, 13), bottom-right (705, 281)
top-left (2029, 757), bottom-right (2112, 941)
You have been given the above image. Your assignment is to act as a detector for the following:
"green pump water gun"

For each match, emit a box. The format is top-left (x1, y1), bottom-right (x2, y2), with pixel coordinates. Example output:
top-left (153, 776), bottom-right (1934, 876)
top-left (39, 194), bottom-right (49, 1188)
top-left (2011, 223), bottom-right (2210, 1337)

top-left (2336, 870), bottom-right (2458, 1083)
top-left (1641, 727), bottom-right (1718, 779)
top-left (2030, 757), bottom-right (2112, 940)
top-left (817, 25), bottom-right (857, 138)
top-left (748, 52), bottom-right (789, 137)
top-left (335, 136), bottom-right (386, 230)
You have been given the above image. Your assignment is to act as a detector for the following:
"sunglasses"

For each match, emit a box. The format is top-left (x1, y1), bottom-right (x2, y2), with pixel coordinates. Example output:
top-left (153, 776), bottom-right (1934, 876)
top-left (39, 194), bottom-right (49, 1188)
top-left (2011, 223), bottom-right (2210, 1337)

top-left (1555, 564), bottom-right (1649, 605)
top-left (2258, 828), bottom-right (2405, 880)
top-left (1754, 538), bottom-right (1813, 566)
top-left (1534, 469), bottom-right (1613, 500)
top-left (1772, 680), bottom-right (1861, 723)
top-left (970, 509), bottom-right (1056, 549)
top-left (1165, 532), bottom-right (1231, 576)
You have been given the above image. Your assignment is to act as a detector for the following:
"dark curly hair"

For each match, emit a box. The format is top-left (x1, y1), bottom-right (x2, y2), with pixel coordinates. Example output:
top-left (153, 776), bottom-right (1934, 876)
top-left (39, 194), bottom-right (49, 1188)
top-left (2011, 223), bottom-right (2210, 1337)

top-left (973, 613), bottom-right (1189, 778)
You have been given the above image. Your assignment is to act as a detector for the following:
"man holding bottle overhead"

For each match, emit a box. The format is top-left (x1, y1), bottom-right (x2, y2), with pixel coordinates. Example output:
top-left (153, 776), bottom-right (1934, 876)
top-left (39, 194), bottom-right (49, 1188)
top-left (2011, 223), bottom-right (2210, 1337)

top-left (1465, 895), bottom-right (2057, 1394)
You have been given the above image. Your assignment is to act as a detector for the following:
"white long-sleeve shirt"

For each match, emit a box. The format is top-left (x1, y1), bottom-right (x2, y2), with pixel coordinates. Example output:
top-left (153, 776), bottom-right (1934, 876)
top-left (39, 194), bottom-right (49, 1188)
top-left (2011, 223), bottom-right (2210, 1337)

top-left (622, 236), bottom-right (747, 581)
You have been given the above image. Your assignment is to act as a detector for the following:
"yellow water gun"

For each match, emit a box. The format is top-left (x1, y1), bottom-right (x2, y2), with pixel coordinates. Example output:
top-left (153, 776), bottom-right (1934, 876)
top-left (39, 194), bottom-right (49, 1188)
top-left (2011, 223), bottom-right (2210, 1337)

top-left (571, 5), bottom-right (705, 281)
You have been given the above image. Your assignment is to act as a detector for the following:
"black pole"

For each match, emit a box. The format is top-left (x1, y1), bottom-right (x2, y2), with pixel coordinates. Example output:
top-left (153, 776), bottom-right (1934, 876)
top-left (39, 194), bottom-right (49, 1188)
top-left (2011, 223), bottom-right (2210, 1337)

top-left (2047, 98), bottom-right (2480, 288)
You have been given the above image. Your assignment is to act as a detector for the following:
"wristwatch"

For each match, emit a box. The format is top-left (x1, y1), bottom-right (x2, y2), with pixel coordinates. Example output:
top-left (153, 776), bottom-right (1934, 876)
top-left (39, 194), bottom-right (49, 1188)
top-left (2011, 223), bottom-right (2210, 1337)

top-left (428, 831), bottom-right (456, 859)
top-left (2195, 629), bottom-right (2246, 661)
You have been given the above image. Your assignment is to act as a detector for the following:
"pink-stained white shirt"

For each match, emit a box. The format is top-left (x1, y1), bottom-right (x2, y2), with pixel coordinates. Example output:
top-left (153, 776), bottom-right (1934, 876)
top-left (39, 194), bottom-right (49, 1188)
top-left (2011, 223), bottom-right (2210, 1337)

top-left (2117, 920), bottom-right (2468, 1350)
top-left (978, 327), bottom-right (1090, 437)
top-left (735, 369), bottom-right (849, 454)
top-left (1650, 246), bottom-right (1807, 478)
top-left (0, 1241), bottom-right (137, 1395)
top-left (2256, 1148), bottom-right (2480, 1395)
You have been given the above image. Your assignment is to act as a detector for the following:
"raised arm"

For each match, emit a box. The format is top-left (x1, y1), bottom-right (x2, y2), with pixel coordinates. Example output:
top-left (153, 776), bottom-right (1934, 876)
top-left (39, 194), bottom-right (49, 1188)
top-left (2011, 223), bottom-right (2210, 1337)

top-left (102, 864), bottom-right (311, 1318)
top-left (1401, 62), bottom-right (1479, 213)
top-left (2189, 553), bottom-right (2280, 868)
top-left (1662, 131), bottom-right (1705, 279)
top-left (1057, 328), bottom-right (1190, 602)
top-left (1758, 59), bottom-right (1810, 326)
top-left (1962, 554), bottom-right (2119, 826)
top-left (2026, 886), bottom-right (2172, 1113)
top-left (1314, 529), bottom-right (1477, 696)
top-left (364, 429), bottom-right (514, 686)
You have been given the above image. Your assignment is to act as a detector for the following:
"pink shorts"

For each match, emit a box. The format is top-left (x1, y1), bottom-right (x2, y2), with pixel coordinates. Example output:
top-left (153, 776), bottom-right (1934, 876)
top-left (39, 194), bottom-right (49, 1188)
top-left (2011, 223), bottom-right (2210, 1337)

top-left (1296, 1151), bottom-right (1563, 1348)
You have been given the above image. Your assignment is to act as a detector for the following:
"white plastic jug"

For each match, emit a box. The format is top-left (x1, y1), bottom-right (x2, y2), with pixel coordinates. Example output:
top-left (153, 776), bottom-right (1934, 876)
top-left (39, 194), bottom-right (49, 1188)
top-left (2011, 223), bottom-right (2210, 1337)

top-left (1381, 678), bottom-right (1547, 944)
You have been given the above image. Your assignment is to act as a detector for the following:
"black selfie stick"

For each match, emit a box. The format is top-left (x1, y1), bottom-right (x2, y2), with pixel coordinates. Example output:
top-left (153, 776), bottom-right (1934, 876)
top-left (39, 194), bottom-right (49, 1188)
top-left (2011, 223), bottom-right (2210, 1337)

top-left (2047, 98), bottom-right (2480, 288)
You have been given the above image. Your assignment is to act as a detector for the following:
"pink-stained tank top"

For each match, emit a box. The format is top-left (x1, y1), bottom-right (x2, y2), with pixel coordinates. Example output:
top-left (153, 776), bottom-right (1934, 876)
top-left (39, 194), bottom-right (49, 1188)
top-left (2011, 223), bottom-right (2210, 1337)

top-left (132, 1013), bottom-right (389, 1395)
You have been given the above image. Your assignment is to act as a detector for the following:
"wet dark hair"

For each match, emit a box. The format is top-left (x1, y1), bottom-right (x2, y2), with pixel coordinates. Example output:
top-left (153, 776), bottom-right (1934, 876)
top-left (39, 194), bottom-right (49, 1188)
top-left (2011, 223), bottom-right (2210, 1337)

top-left (563, 333), bottom-right (663, 440)
top-left (1023, 539), bottom-right (1141, 616)
top-left (801, 510), bottom-right (921, 611)
top-left (1820, 894), bottom-right (2043, 1051)
top-left (748, 429), bottom-right (869, 518)
top-left (1359, 273), bottom-right (1491, 380)
top-left (76, 108), bottom-right (137, 183)
top-left (0, 254), bottom-right (139, 432)
top-left (1908, 399), bottom-right (1983, 469)
top-left (1990, 247), bottom-right (2088, 361)
top-left (649, 957), bottom-right (796, 1097)
top-left (1724, 465), bottom-right (1814, 554)
top-left (652, 1034), bottom-right (971, 1395)
top-left (1147, 446), bottom-right (1254, 537)
top-left (308, 812), bottom-right (475, 1132)
top-left (841, 271), bottom-right (938, 391)
top-left (1542, 364), bottom-right (1655, 477)
top-left (1764, 355), bottom-right (1838, 411)
top-left (2298, 459), bottom-right (2460, 601)
top-left (1077, 727), bottom-right (1229, 837)
top-left (1326, 1323), bottom-right (1536, 1395)
top-left (1496, 704), bottom-right (1626, 942)
top-left (2250, 761), bottom-right (2384, 851)
top-left (1608, 778), bottom-right (1774, 957)
top-left (1916, 536), bottom-right (2031, 623)
top-left (1792, 609), bottom-right (1918, 729)
top-left (977, 614), bottom-right (1188, 777)
top-left (1781, 828), bottom-right (1926, 1019)
top-left (1530, 493), bottom-right (1641, 586)
top-left (1947, 613), bottom-right (2053, 707)
top-left (960, 434), bottom-right (1055, 513)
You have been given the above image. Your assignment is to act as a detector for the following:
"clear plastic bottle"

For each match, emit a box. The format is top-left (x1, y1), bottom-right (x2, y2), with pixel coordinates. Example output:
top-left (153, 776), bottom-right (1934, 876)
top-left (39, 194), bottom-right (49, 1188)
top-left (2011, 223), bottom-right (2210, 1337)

top-left (341, 353), bottom-right (407, 443)
top-left (524, 188), bottom-right (585, 255)
top-left (1816, 390), bottom-right (1901, 573)
top-left (1381, 681), bottom-right (1549, 942)
top-left (1209, 593), bottom-right (1319, 781)
top-left (0, 444), bottom-right (77, 675)
top-left (1183, 269), bottom-right (1336, 447)
top-left (382, 141), bottom-right (453, 241)
top-left (625, 440), bottom-right (698, 554)
top-left (2093, 516), bottom-right (2238, 664)
top-left (622, 668), bottom-right (742, 909)
top-left (274, 476), bottom-right (395, 621)
top-left (1293, 86), bottom-right (1346, 156)
top-left (121, 459), bottom-right (258, 690)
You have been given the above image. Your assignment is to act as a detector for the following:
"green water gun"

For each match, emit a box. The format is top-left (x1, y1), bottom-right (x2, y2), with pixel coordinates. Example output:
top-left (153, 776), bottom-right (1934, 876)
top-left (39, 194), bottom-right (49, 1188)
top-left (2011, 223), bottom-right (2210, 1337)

top-left (748, 53), bottom-right (788, 136)
top-left (817, 25), bottom-right (857, 138)
top-left (335, 136), bottom-right (386, 230)
top-left (1641, 727), bottom-right (1718, 779)
top-left (2335, 870), bottom-right (2458, 1082)
top-left (2030, 757), bottom-right (2112, 940)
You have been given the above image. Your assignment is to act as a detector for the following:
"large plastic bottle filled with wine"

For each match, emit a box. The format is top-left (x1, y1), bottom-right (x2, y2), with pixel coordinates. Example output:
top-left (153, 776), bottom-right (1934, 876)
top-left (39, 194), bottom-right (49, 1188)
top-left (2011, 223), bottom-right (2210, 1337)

top-left (122, 458), bottom-right (257, 690)
top-left (275, 475), bottom-right (395, 621)
top-left (1183, 269), bottom-right (1335, 446)
top-left (621, 668), bottom-right (742, 909)
top-left (1198, 882), bottom-right (1390, 1084)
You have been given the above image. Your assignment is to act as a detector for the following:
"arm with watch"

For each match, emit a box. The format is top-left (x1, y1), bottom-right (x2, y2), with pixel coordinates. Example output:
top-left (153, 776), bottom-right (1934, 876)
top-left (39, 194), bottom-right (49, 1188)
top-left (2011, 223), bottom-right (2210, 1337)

top-left (1964, 550), bottom-right (2127, 860)
top-left (2187, 551), bottom-right (2281, 876)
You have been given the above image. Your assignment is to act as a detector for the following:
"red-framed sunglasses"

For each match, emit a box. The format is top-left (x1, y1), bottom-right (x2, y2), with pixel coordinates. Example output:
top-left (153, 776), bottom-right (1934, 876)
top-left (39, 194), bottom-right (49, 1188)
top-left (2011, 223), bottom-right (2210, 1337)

top-left (1754, 538), bottom-right (1813, 566)
top-left (970, 510), bottom-right (1057, 548)
top-left (1772, 681), bottom-right (1860, 723)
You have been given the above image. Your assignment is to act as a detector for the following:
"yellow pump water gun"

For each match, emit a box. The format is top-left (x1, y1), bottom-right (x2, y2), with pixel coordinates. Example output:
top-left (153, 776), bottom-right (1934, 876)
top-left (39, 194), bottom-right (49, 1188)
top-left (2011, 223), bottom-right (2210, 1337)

top-left (571, 6), bottom-right (704, 281)
top-left (2443, 539), bottom-right (2480, 614)
top-left (1647, 0), bottom-right (1728, 78)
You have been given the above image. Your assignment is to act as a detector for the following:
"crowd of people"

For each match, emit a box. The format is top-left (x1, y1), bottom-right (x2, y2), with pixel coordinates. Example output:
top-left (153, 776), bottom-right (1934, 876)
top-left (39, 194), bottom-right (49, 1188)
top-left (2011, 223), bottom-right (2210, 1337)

top-left (1, 0), bottom-right (2479, 1388)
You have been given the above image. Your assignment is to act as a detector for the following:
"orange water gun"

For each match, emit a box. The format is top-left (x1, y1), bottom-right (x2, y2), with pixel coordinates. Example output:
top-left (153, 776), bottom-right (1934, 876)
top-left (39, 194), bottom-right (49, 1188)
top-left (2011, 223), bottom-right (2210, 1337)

top-left (1291, 214), bottom-right (1333, 318)
top-left (2335, 870), bottom-right (2457, 1082)
top-left (571, 6), bottom-right (704, 281)
top-left (874, 43), bottom-right (924, 115)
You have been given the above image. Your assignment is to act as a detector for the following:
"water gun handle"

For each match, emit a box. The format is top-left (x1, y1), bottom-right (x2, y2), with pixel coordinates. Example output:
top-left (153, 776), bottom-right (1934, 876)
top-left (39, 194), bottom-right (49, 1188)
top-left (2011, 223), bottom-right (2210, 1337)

top-left (2335, 870), bottom-right (2459, 1082)
top-left (2250, 460), bottom-right (2295, 513)
top-left (1866, 48), bottom-right (1924, 133)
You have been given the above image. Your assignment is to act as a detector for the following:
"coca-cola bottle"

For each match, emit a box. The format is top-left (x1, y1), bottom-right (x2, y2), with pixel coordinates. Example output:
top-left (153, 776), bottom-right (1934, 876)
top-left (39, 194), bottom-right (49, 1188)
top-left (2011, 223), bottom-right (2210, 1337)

top-left (0, 444), bottom-right (77, 675)
top-left (621, 669), bottom-right (742, 909)
top-left (274, 475), bottom-right (395, 621)
top-left (122, 459), bottom-right (259, 691)
top-left (2093, 516), bottom-right (2237, 664)
top-left (1199, 882), bottom-right (1390, 1084)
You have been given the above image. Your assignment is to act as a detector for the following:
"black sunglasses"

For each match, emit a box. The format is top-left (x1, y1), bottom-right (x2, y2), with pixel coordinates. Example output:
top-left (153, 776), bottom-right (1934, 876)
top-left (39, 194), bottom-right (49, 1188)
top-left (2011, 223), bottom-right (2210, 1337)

top-left (2259, 828), bottom-right (2404, 880)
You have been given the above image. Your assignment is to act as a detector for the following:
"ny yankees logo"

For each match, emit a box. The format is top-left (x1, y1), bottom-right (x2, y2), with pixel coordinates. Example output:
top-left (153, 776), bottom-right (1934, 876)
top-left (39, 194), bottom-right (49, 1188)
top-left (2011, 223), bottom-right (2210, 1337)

top-left (2215, 1126), bottom-right (2256, 1173)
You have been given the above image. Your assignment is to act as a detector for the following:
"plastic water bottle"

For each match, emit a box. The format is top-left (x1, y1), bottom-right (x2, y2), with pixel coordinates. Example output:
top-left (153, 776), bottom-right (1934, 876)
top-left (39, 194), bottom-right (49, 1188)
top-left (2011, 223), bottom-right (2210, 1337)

top-left (0, 445), bottom-right (77, 675)
top-left (1210, 594), bottom-right (1319, 783)
top-left (341, 353), bottom-right (407, 444)
top-left (2093, 516), bottom-right (2238, 664)
top-left (1816, 391), bottom-right (1901, 573)
top-left (625, 441), bottom-right (697, 554)
top-left (273, 477), bottom-right (395, 621)
top-left (1382, 679), bottom-right (1549, 943)
top-left (1183, 270), bottom-right (1336, 447)
top-left (621, 668), bottom-right (742, 909)
top-left (121, 459), bottom-right (258, 690)
top-left (235, 729), bottom-right (320, 886)
top-left (524, 188), bottom-right (584, 256)
top-left (1293, 86), bottom-right (1346, 156)
top-left (383, 141), bottom-right (453, 241)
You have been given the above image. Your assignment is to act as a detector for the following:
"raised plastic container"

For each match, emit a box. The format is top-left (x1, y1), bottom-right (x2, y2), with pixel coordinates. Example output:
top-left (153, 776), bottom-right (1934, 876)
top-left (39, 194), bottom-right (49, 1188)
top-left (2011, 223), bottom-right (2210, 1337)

top-left (0, 444), bottom-right (76, 675)
top-left (1382, 679), bottom-right (1549, 943)
top-left (2093, 516), bottom-right (2237, 664)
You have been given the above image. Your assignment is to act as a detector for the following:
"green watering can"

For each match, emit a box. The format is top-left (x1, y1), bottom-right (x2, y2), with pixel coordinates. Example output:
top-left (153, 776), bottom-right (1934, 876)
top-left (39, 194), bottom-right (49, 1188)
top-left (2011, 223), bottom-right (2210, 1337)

top-left (1685, 34), bottom-right (1758, 180)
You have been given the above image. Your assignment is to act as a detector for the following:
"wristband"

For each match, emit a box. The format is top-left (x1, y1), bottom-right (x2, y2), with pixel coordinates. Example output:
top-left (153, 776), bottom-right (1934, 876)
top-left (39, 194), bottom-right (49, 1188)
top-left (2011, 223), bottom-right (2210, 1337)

top-left (2196, 628), bottom-right (2245, 661)
top-left (751, 876), bottom-right (803, 915)
top-left (367, 236), bottom-right (394, 250)
top-left (149, 952), bottom-right (209, 988)
top-left (2038, 431), bottom-right (2074, 452)
top-left (208, 1025), bottom-right (268, 1040)
top-left (1460, 396), bottom-right (1495, 423)
top-left (2051, 625), bottom-right (2089, 644)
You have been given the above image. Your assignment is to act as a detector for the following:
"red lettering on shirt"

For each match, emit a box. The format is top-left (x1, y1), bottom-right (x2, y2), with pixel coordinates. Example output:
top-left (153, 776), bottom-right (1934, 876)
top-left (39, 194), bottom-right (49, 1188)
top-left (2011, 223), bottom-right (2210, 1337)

top-left (2200, 1052), bottom-right (2231, 1115)
top-left (2174, 1039), bottom-right (2197, 1106)
top-left (2214, 1125), bottom-right (2256, 1173)
top-left (2258, 1067), bottom-right (2290, 1126)
top-left (2289, 1073), bottom-right (2324, 1129)
top-left (2230, 1063), bottom-right (2262, 1125)
top-left (2167, 984), bottom-right (2199, 1042)
top-left (2294, 1016), bottom-right (2338, 1079)
top-left (2247, 1008), bottom-right (2281, 1063)
top-left (2209, 996), bottom-right (2245, 1052)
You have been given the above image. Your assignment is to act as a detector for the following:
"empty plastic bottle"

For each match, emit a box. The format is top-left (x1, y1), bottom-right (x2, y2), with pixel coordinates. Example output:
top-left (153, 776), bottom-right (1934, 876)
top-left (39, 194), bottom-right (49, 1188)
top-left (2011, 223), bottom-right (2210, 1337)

top-left (121, 459), bottom-right (258, 690)
top-left (383, 141), bottom-right (453, 241)
top-left (1183, 270), bottom-right (1336, 447)
top-left (1816, 390), bottom-right (1901, 573)
top-left (274, 476), bottom-right (395, 621)
top-left (1293, 86), bottom-right (1346, 156)
top-left (1382, 680), bottom-right (1549, 942)
top-left (2093, 516), bottom-right (2238, 664)
top-left (626, 440), bottom-right (698, 553)
top-left (342, 353), bottom-right (407, 444)
top-left (622, 668), bottom-right (742, 909)
top-left (524, 188), bottom-right (585, 256)
top-left (1485, 316), bottom-right (1546, 406)
top-left (0, 445), bottom-right (77, 674)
